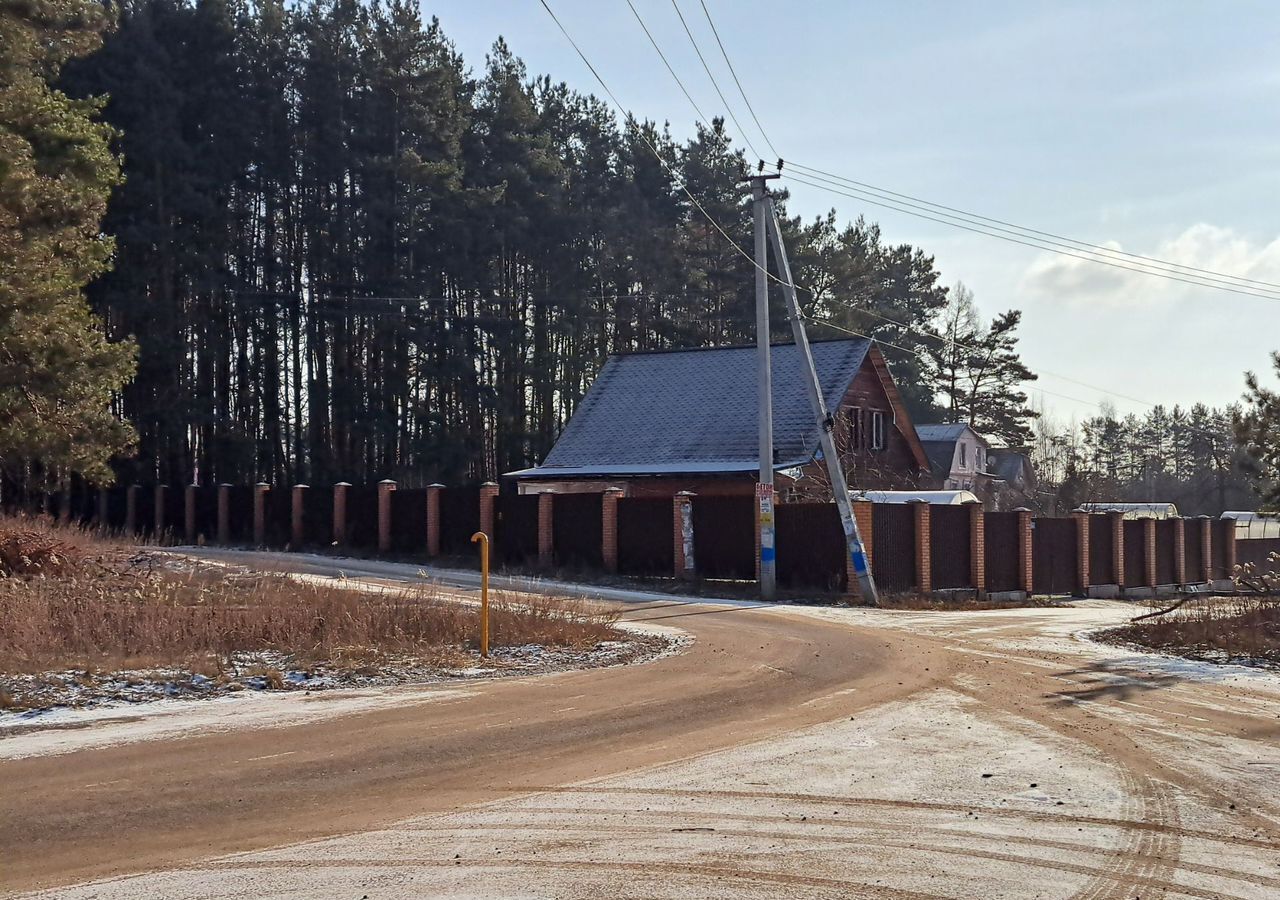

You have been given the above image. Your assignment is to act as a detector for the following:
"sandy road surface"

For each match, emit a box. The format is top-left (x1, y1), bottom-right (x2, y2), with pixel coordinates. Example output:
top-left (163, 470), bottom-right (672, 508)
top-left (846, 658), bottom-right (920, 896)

top-left (5, 551), bottom-right (1280, 898)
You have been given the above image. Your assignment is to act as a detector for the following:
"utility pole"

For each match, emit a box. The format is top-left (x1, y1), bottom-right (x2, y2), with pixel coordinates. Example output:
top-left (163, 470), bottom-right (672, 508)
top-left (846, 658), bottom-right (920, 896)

top-left (743, 170), bottom-right (780, 601)
top-left (764, 195), bottom-right (880, 605)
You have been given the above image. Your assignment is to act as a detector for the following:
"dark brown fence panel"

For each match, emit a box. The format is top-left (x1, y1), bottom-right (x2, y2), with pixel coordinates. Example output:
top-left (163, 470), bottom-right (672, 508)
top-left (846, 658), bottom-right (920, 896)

top-left (930, 504), bottom-right (971, 590)
top-left (163, 487), bottom-right (186, 540)
top-left (554, 493), bottom-right (604, 569)
top-left (225, 485), bottom-right (254, 543)
top-left (984, 512), bottom-right (1020, 592)
top-left (390, 488), bottom-right (429, 553)
top-left (617, 498), bottom-right (674, 576)
top-left (1183, 521), bottom-right (1204, 582)
top-left (495, 494), bottom-right (540, 566)
top-left (189, 487), bottom-right (217, 542)
top-left (1210, 519), bottom-right (1231, 579)
top-left (301, 485), bottom-right (334, 547)
top-left (1154, 519), bottom-right (1178, 584)
top-left (104, 485), bottom-right (130, 531)
top-left (871, 503), bottom-right (916, 593)
top-left (439, 486), bottom-right (480, 555)
top-left (1123, 520), bottom-right (1146, 586)
top-left (776, 503), bottom-right (845, 591)
top-left (263, 487), bottom-right (292, 548)
top-left (1089, 514), bottom-right (1115, 585)
top-left (1237, 538), bottom-right (1280, 572)
top-left (1033, 518), bottom-right (1077, 595)
top-left (344, 485), bottom-right (378, 548)
top-left (691, 495), bottom-right (755, 580)
top-left (133, 486), bottom-right (156, 536)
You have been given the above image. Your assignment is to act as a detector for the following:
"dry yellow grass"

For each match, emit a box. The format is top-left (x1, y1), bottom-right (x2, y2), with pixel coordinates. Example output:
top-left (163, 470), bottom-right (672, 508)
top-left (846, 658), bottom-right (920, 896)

top-left (0, 515), bottom-right (619, 677)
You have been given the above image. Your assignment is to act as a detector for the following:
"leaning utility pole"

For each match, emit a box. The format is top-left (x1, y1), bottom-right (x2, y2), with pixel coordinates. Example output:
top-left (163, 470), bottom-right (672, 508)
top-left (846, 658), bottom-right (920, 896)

top-left (743, 171), bottom-right (781, 601)
top-left (764, 194), bottom-right (880, 605)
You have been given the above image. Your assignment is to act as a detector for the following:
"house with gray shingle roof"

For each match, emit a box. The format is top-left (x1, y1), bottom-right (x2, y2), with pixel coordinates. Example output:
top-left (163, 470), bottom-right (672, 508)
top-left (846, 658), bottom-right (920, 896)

top-left (507, 338), bottom-right (931, 497)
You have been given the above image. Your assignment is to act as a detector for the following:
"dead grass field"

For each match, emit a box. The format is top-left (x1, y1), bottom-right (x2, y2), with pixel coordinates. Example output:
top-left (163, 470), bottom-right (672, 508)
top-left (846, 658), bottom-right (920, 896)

top-left (0, 514), bottom-right (623, 710)
top-left (1098, 594), bottom-right (1280, 666)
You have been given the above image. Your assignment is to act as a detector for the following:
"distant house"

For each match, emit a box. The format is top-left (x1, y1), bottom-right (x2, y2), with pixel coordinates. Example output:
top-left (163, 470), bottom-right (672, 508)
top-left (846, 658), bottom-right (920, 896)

top-left (988, 448), bottom-right (1038, 510)
top-left (916, 423), bottom-right (994, 496)
top-left (507, 338), bottom-right (931, 497)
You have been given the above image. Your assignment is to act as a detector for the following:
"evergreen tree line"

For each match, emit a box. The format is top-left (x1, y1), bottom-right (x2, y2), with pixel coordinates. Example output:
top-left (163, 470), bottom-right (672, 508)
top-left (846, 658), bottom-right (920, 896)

top-left (1031, 402), bottom-right (1257, 516)
top-left (51, 0), bottom-right (979, 489)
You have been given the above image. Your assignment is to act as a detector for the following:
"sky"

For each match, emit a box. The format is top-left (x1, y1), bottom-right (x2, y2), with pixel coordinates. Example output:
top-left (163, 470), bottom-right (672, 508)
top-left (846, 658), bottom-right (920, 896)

top-left (426, 0), bottom-right (1280, 425)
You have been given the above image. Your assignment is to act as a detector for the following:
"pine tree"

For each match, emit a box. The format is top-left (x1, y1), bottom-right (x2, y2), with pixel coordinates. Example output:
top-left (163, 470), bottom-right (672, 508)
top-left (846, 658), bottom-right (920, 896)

top-left (0, 0), bottom-right (136, 487)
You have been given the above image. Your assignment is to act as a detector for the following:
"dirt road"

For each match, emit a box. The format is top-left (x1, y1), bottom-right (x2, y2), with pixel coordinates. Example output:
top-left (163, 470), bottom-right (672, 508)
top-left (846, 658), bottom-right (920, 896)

top-left (5, 551), bottom-right (1280, 898)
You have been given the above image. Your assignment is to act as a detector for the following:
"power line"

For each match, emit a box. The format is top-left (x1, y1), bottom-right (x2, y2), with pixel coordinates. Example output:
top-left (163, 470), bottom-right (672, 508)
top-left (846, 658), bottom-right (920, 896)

top-left (697, 0), bottom-right (779, 161)
top-left (624, 0), bottom-right (711, 126)
top-left (787, 161), bottom-right (1280, 293)
top-left (667, 0), bottom-right (763, 162)
top-left (783, 170), bottom-right (1280, 303)
top-left (539, 0), bottom-right (788, 291)
top-left (540, 1), bottom-right (1231, 427)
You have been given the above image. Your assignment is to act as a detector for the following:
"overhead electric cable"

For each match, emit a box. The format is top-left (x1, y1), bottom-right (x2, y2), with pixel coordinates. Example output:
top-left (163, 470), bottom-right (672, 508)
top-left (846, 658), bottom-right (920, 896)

top-left (697, 0), bottom-right (779, 160)
top-left (624, 0), bottom-right (711, 126)
top-left (667, 0), bottom-right (763, 161)
top-left (783, 170), bottom-right (1280, 303)
top-left (787, 161), bottom-right (1280, 292)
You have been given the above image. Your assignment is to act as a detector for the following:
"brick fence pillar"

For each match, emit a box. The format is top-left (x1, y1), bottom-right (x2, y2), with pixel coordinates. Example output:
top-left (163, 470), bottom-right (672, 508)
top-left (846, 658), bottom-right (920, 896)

top-left (184, 484), bottom-right (197, 544)
top-left (1072, 509), bottom-right (1090, 595)
top-left (1110, 510), bottom-right (1126, 589)
top-left (479, 482), bottom-right (498, 541)
top-left (1198, 516), bottom-right (1213, 583)
top-left (377, 479), bottom-right (396, 553)
top-left (911, 500), bottom-right (931, 594)
top-left (217, 484), bottom-right (231, 545)
top-left (125, 484), bottom-right (139, 534)
top-left (1221, 517), bottom-right (1238, 578)
top-left (537, 492), bottom-right (554, 568)
top-left (154, 484), bottom-right (167, 537)
top-left (291, 485), bottom-right (307, 549)
top-left (1173, 518), bottom-right (1187, 585)
top-left (1016, 507), bottom-right (1034, 594)
top-left (1143, 518), bottom-right (1157, 587)
top-left (967, 501), bottom-right (986, 597)
top-left (253, 483), bottom-right (269, 546)
top-left (426, 484), bottom-right (444, 556)
top-left (332, 482), bottom-right (350, 546)
top-left (848, 500), bottom-right (874, 597)
top-left (674, 491), bottom-right (696, 580)
top-left (602, 488), bottom-right (624, 573)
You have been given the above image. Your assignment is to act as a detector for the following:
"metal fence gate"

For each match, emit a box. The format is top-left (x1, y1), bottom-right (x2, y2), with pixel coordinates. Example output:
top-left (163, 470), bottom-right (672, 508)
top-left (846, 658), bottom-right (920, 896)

top-left (871, 503), bottom-right (916, 593)
top-left (930, 505), bottom-right (971, 590)
top-left (1033, 517), bottom-right (1076, 595)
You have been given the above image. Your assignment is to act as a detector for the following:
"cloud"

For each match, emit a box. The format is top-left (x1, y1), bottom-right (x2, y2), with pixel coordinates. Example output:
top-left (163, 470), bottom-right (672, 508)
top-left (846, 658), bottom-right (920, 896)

top-left (1018, 224), bottom-right (1280, 309)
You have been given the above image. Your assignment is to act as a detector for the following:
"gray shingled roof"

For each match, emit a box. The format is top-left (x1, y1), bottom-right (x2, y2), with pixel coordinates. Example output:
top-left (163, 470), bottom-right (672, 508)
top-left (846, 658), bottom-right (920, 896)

top-left (915, 423), bottom-right (970, 442)
top-left (511, 339), bottom-right (872, 478)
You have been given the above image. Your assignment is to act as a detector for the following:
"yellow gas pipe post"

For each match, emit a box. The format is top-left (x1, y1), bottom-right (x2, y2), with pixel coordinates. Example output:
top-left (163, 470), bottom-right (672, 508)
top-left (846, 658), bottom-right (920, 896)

top-left (470, 531), bottom-right (490, 658)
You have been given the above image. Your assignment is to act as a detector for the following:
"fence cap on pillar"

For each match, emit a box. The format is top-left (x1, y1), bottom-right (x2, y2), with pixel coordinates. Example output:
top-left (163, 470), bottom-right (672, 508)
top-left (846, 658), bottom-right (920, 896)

top-left (675, 490), bottom-right (696, 497)
top-left (334, 481), bottom-right (352, 487)
top-left (379, 478), bottom-right (396, 485)
top-left (427, 482), bottom-right (445, 489)
top-left (294, 483), bottom-right (309, 489)
top-left (481, 481), bottom-right (498, 487)
top-left (255, 482), bottom-right (269, 489)
top-left (1013, 506), bottom-right (1032, 513)
top-left (604, 487), bottom-right (625, 495)
top-left (218, 482), bottom-right (232, 488)
top-left (1197, 514), bottom-right (1212, 519)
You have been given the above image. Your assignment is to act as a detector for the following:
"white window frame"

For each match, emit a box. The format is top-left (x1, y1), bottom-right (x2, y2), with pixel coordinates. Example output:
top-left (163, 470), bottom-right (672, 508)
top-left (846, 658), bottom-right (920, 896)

top-left (870, 410), bottom-right (886, 451)
top-left (959, 442), bottom-right (968, 469)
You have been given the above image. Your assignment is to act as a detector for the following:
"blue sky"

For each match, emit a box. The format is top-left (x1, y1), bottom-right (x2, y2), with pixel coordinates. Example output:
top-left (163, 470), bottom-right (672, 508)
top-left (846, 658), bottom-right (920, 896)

top-left (428, 1), bottom-right (1280, 423)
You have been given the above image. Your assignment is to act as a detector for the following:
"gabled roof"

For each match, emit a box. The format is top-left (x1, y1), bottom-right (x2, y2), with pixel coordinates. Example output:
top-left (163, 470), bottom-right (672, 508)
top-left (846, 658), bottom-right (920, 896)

top-left (511, 339), bottom-right (876, 478)
top-left (915, 423), bottom-right (981, 443)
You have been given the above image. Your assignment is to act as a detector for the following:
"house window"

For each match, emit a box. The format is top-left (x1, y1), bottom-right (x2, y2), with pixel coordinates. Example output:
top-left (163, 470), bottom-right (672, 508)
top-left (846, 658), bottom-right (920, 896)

top-left (870, 410), bottom-right (885, 451)
top-left (976, 447), bottom-right (984, 471)
top-left (959, 442), bottom-right (968, 469)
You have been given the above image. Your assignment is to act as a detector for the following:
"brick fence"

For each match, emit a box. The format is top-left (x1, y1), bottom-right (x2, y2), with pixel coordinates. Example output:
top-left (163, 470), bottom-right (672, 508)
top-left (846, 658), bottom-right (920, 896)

top-left (6, 482), bottom-right (1256, 600)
